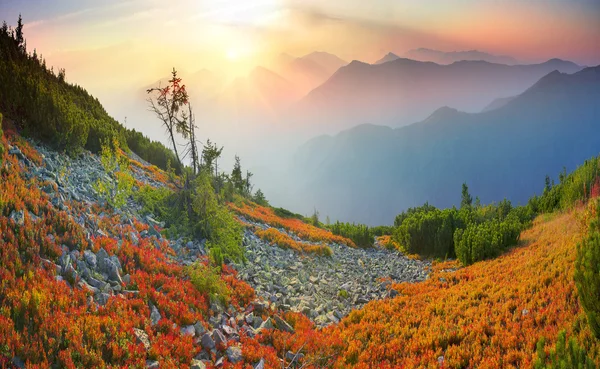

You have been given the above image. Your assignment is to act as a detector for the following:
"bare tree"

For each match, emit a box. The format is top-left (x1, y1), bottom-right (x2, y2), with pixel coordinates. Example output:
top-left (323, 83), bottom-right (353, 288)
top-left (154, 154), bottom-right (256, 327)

top-left (186, 103), bottom-right (200, 175)
top-left (146, 68), bottom-right (189, 170)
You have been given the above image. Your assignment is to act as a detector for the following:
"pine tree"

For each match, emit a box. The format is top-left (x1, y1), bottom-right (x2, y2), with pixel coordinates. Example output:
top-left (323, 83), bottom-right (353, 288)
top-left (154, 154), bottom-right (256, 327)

top-left (461, 183), bottom-right (473, 208)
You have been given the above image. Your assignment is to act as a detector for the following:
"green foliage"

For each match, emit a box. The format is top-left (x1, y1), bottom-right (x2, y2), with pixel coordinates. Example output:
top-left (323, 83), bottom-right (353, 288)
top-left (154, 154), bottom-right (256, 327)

top-left (133, 185), bottom-right (173, 218)
top-left (394, 202), bottom-right (437, 227)
top-left (93, 140), bottom-right (134, 209)
top-left (574, 199), bottom-right (600, 339)
top-left (253, 189), bottom-right (269, 206)
top-left (192, 173), bottom-right (244, 263)
top-left (454, 214), bottom-right (522, 265)
top-left (534, 156), bottom-right (600, 213)
top-left (461, 182), bottom-right (473, 209)
top-left (392, 184), bottom-right (532, 261)
top-left (330, 222), bottom-right (375, 248)
top-left (0, 17), bottom-right (177, 171)
top-left (534, 330), bottom-right (596, 369)
top-left (394, 207), bottom-right (459, 258)
top-left (125, 129), bottom-right (182, 174)
top-left (273, 207), bottom-right (305, 220)
top-left (185, 262), bottom-right (230, 306)
top-left (0, 111), bottom-right (4, 162)
top-left (338, 289), bottom-right (349, 299)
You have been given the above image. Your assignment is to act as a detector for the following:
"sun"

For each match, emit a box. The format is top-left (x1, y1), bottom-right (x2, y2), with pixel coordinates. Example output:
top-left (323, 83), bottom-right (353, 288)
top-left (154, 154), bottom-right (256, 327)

top-left (226, 48), bottom-right (240, 61)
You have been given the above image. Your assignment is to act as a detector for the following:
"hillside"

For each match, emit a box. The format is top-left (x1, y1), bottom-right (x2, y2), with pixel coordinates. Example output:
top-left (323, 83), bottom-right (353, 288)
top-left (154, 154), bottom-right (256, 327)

top-left (1, 129), bottom-right (598, 368)
top-left (284, 66), bottom-right (600, 225)
top-left (291, 57), bottom-right (582, 133)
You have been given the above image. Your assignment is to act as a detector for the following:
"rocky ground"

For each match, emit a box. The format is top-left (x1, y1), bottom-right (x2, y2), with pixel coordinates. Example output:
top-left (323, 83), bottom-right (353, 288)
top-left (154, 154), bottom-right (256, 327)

top-left (5, 139), bottom-right (431, 367)
top-left (233, 226), bottom-right (430, 326)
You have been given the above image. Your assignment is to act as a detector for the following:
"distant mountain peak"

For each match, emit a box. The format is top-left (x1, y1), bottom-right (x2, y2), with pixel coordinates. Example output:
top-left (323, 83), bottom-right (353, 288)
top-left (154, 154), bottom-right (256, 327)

top-left (374, 52), bottom-right (401, 65)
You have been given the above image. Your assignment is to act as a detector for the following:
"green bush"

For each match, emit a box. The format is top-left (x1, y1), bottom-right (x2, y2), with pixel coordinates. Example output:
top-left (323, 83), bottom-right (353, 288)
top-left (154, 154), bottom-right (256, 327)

top-left (394, 208), bottom-right (459, 258)
top-left (192, 173), bottom-right (244, 263)
top-left (574, 199), bottom-right (600, 339)
top-left (534, 330), bottom-right (596, 369)
top-left (186, 262), bottom-right (230, 306)
top-left (93, 140), bottom-right (134, 209)
top-left (454, 215), bottom-right (521, 265)
top-left (329, 221), bottom-right (383, 248)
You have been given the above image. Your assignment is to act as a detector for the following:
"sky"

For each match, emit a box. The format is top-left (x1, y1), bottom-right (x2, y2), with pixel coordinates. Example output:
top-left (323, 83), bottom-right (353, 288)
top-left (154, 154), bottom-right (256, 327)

top-left (1, 0), bottom-right (599, 92)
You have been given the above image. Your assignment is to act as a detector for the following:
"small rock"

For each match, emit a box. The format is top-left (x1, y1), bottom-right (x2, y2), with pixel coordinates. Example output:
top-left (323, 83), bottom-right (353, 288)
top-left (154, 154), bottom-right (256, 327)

top-left (133, 328), bottom-right (151, 350)
top-left (83, 250), bottom-right (97, 269)
top-left (254, 358), bottom-right (265, 369)
top-left (190, 359), bottom-right (206, 369)
top-left (201, 333), bottom-right (215, 351)
top-left (274, 315), bottom-right (295, 333)
top-left (181, 325), bottom-right (195, 337)
top-left (146, 360), bottom-right (159, 369)
top-left (150, 304), bottom-right (161, 326)
top-left (226, 346), bottom-right (243, 364)
top-left (9, 210), bottom-right (25, 226)
top-left (212, 329), bottom-right (227, 346)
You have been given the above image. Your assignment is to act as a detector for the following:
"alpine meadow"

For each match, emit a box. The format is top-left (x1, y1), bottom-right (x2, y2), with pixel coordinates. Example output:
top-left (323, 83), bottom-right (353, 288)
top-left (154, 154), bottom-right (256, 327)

top-left (0, 1), bottom-right (599, 368)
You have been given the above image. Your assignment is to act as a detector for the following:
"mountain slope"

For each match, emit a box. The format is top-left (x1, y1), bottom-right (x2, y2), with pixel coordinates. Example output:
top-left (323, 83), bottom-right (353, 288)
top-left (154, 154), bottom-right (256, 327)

top-left (291, 58), bottom-right (582, 133)
top-left (284, 66), bottom-right (600, 225)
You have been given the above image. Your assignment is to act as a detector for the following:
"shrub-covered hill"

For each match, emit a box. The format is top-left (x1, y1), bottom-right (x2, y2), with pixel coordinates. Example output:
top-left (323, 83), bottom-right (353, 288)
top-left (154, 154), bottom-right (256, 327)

top-left (0, 16), bottom-right (181, 173)
top-left (1, 120), bottom-right (599, 368)
top-left (313, 210), bottom-right (599, 368)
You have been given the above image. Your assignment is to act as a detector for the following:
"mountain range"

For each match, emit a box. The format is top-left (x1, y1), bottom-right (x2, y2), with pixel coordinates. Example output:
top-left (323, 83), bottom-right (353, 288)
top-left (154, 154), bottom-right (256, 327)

top-left (404, 48), bottom-right (520, 65)
top-left (272, 66), bottom-right (600, 225)
top-left (290, 58), bottom-right (583, 134)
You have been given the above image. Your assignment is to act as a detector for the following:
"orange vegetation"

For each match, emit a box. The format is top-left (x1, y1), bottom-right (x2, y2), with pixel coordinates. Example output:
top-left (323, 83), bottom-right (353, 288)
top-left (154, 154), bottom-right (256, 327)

top-left (376, 235), bottom-right (401, 251)
top-left (228, 202), bottom-right (356, 247)
top-left (305, 210), bottom-right (600, 368)
top-left (255, 228), bottom-right (333, 256)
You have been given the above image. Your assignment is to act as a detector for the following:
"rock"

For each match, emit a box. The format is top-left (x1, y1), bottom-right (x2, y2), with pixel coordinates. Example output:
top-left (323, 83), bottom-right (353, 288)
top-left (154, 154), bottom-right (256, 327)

top-left (226, 346), bottom-right (243, 364)
top-left (150, 304), bottom-right (161, 326)
top-left (9, 210), bottom-right (25, 226)
top-left (274, 315), bottom-right (295, 333)
top-left (190, 359), bottom-right (206, 369)
top-left (130, 231), bottom-right (139, 245)
top-left (148, 225), bottom-right (162, 239)
top-left (146, 360), bottom-right (159, 369)
top-left (212, 329), bottom-right (227, 346)
top-left (256, 318), bottom-right (274, 332)
top-left (133, 328), bottom-right (151, 350)
top-left (95, 292), bottom-right (110, 306)
top-left (254, 358), bottom-right (265, 369)
top-left (201, 333), bottom-right (215, 351)
top-left (122, 274), bottom-right (131, 284)
top-left (181, 325), bottom-right (195, 337)
top-left (194, 321), bottom-right (206, 336)
top-left (11, 356), bottom-right (25, 369)
top-left (83, 250), bottom-right (97, 269)
top-left (97, 248), bottom-right (109, 270)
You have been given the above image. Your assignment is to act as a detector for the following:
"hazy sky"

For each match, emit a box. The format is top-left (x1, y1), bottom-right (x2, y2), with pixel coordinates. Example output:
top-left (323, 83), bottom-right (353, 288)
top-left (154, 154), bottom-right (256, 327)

top-left (2, 0), bottom-right (599, 92)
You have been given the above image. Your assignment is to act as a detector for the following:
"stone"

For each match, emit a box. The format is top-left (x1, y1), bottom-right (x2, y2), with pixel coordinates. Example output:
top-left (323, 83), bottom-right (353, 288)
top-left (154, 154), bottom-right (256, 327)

top-left (83, 250), bottom-right (97, 269)
top-left (9, 210), bottom-right (25, 226)
top-left (274, 315), bottom-right (295, 333)
top-left (254, 358), bottom-right (265, 369)
top-left (212, 329), bottom-right (227, 346)
top-left (226, 346), bottom-right (243, 364)
top-left (146, 360), bottom-right (159, 369)
top-left (190, 359), bottom-right (206, 369)
top-left (95, 292), bottom-right (110, 306)
top-left (194, 321), bottom-right (206, 336)
top-left (150, 304), bottom-right (161, 326)
top-left (134, 328), bottom-right (151, 350)
top-left (11, 356), bottom-right (25, 369)
top-left (181, 325), bottom-right (195, 337)
top-left (256, 318), bottom-right (274, 332)
top-left (201, 333), bottom-right (215, 351)
top-left (130, 231), bottom-right (139, 245)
